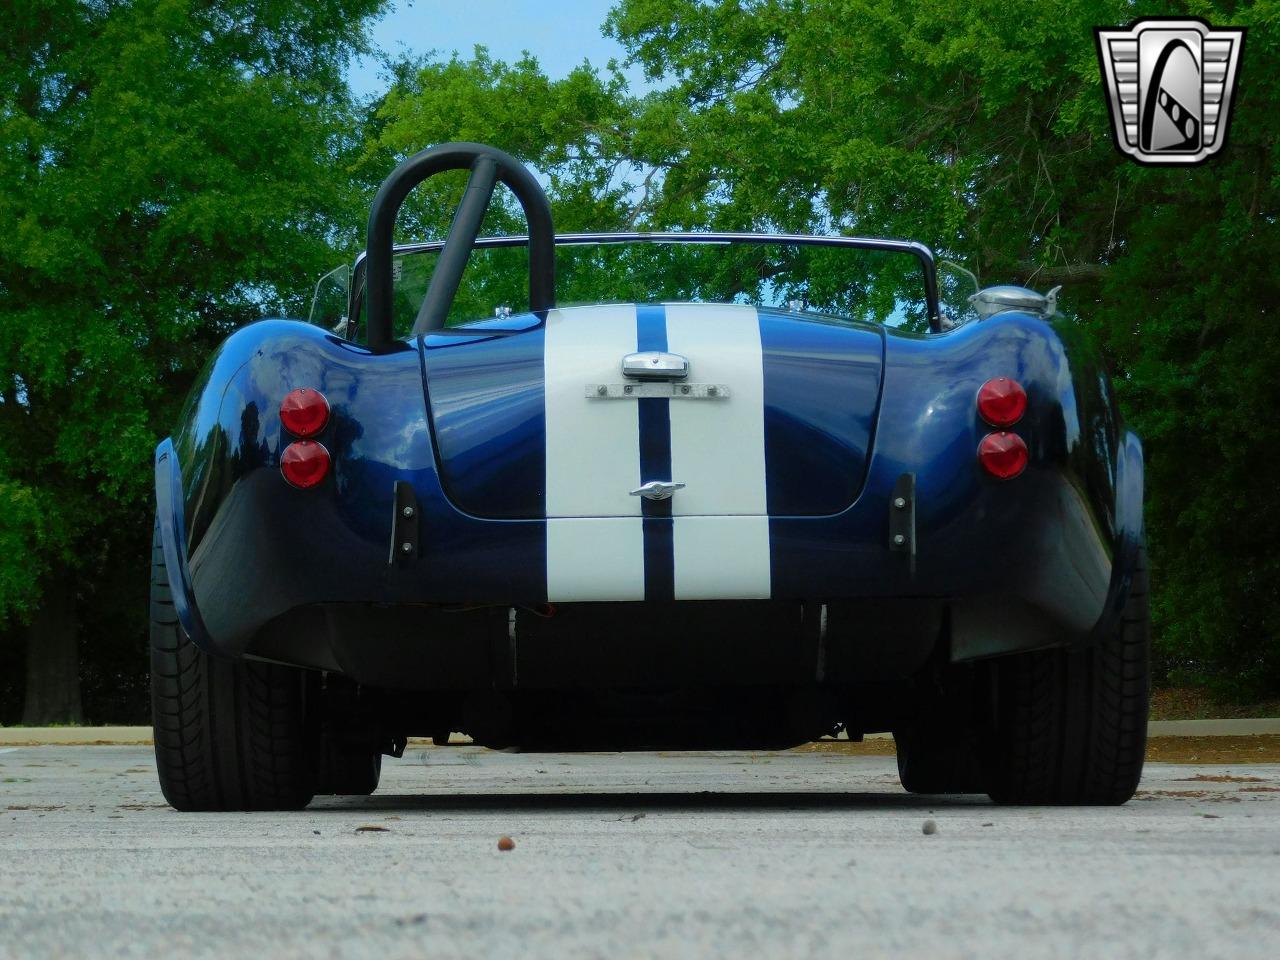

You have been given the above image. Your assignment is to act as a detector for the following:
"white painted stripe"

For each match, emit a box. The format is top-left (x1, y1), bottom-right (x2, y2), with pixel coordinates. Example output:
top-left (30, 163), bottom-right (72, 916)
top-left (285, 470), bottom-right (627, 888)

top-left (543, 304), bottom-right (642, 518)
top-left (673, 517), bottom-right (772, 599)
top-left (546, 518), bottom-right (646, 601)
top-left (543, 301), bottom-right (771, 601)
top-left (663, 303), bottom-right (767, 516)
top-left (544, 305), bottom-right (646, 600)
top-left (664, 304), bottom-right (771, 599)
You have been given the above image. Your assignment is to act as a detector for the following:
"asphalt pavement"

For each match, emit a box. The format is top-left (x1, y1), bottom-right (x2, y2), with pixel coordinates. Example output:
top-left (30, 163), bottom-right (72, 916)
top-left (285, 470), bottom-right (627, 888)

top-left (2, 744), bottom-right (1279, 959)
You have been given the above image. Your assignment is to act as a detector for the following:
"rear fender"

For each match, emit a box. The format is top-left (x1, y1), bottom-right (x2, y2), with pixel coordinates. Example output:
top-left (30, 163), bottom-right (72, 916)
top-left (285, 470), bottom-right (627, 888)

top-left (154, 438), bottom-right (215, 654)
top-left (862, 313), bottom-right (1138, 657)
top-left (1089, 429), bottom-right (1145, 642)
top-left (162, 319), bottom-right (438, 657)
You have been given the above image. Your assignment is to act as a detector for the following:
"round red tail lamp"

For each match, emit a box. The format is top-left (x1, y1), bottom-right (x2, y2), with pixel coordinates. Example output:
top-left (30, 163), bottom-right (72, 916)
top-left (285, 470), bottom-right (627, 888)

top-left (280, 440), bottom-right (331, 489)
top-left (280, 388), bottom-right (330, 437)
top-left (978, 432), bottom-right (1029, 480)
top-left (977, 378), bottom-right (1027, 427)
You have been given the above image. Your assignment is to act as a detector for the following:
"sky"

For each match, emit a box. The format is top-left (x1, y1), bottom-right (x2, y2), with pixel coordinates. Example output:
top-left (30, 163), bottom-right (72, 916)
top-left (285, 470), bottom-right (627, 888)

top-left (346, 0), bottom-right (643, 99)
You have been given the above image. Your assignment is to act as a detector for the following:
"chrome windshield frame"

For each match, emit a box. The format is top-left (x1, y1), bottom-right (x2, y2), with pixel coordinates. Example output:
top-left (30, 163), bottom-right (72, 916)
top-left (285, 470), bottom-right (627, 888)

top-left (344, 231), bottom-right (942, 334)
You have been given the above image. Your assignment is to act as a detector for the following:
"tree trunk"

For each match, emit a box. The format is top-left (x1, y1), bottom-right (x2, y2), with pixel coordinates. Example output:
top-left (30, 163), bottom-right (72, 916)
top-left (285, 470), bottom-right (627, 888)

top-left (22, 576), bottom-right (83, 725)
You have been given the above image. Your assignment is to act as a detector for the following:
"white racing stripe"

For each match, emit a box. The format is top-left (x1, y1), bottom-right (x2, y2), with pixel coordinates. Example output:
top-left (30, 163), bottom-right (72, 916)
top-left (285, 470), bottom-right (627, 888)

top-left (544, 304), bottom-right (642, 518)
top-left (544, 305), bottom-right (644, 598)
top-left (663, 303), bottom-right (767, 516)
top-left (673, 516), bottom-right (772, 599)
top-left (542, 302), bottom-right (772, 601)
top-left (546, 518), bottom-right (646, 602)
top-left (664, 303), bottom-right (771, 598)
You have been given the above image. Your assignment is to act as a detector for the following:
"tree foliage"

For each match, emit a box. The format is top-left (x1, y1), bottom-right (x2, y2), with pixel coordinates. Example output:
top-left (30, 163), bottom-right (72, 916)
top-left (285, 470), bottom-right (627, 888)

top-left (350, 50), bottom-right (641, 250)
top-left (606, 0), bottom-right (1280, 693)
top-left (0, 0), bottom-right (385, 721)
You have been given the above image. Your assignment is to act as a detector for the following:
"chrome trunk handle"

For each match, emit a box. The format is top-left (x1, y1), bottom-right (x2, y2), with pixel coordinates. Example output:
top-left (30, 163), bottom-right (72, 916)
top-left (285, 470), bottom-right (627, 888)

top-left (630, 480), bottom-right (686, 501)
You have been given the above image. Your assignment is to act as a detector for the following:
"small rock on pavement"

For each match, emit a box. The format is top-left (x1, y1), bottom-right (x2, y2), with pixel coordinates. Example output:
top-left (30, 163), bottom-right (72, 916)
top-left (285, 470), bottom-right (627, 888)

top-left (922, 819), bottom-right (938, 836)
top-left (497, 836), bottom-right (516, 851)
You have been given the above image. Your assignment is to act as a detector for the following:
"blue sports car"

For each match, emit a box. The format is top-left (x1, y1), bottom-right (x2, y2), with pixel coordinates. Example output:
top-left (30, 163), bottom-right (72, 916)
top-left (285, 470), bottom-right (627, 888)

top-left (150, 143), bottom-right (1148, 809)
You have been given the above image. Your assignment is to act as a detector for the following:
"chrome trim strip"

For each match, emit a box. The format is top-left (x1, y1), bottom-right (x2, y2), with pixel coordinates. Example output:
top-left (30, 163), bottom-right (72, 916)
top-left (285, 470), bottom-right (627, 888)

top-left (345, 231), bottom-right (942, 333)
top-left (353, 231), bottom-right (936, 268)
top-left (586, 382), bottom-right (730, 400)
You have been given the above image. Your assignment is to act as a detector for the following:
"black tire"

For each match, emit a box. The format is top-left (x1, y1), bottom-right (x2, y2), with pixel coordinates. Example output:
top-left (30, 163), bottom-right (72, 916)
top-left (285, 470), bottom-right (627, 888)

top-left (895, 726), bottom-right (986, 794)
top-left (983, 545), bottom-right (1151, 805)
top-left (315, 741), bottom-right (382, 796)
top-left (150, 519), bottom-right (316, 811)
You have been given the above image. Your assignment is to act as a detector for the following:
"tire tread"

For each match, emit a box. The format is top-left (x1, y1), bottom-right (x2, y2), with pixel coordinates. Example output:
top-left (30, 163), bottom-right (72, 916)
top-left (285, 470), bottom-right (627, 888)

top-left (149, 519), bottom-right (314, 811)
top-left (985, 546), bottom-right (1150, 805)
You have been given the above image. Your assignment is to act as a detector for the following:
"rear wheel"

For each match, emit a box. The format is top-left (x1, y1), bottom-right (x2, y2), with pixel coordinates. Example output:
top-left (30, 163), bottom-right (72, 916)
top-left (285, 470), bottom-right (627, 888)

top-left (149, 519), bottom-right (316, 811)
top-left (983, 545), bottom-right (1150, 805)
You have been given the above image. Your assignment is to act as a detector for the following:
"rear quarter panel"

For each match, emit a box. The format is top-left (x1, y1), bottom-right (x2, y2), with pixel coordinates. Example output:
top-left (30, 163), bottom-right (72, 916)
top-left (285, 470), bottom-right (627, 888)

top-left (799, 310), bottom-right (1138, 657)
top-left (165, 319), bottom-right (547, 655)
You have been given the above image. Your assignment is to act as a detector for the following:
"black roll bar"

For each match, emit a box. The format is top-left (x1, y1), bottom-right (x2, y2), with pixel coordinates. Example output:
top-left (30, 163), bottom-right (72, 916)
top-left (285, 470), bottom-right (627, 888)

top-left (364, 142), bottom-right (556, 352)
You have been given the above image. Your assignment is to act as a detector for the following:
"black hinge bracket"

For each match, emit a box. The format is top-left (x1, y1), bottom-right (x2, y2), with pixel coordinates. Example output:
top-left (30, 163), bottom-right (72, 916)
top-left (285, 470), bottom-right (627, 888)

top-left (389, 480), bottom-right (420, 565)
top-left (889, 472), bottom-right (916, 574)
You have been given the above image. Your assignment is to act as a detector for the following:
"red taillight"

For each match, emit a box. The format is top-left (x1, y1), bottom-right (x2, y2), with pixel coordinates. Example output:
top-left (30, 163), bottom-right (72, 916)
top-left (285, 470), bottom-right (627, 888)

top-left (978, 432), bottom-right (1029, 480)
top-left (280, 440), bottom-right (330, 489)
top-left (280, 388), bottom-right (330, 438)
top-left (977, 378), bottom-right (1027, 427)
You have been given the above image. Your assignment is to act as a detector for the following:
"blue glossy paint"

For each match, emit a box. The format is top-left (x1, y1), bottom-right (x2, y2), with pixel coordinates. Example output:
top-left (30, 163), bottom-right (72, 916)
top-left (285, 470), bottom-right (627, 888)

top-left (417, 304), bottom-right (888, 521)
top-left (635, 304), bottom-right (674, 600)
top-left (155, 302), bottom-right (1142, 667)
top-left (163, 319), bottom-right (549, 653)
top-left (420, 322), bottom-right (547, 519)
top-left (154, 439), bottom-right (213, 652)
top-left (757, 309), bottom-right (884, 515)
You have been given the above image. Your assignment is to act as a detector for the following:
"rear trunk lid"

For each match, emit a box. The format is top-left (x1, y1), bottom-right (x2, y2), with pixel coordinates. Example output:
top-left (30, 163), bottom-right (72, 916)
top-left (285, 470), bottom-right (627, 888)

top-left (421, 303), bottom-right (884, 519)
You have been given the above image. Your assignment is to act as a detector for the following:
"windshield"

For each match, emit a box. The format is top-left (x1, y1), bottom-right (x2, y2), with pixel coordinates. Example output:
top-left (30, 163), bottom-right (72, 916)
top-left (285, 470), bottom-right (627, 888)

top-left (309, 264), bottom-right (350, 331)
top-left (320, 235), bottom-right (937, 339)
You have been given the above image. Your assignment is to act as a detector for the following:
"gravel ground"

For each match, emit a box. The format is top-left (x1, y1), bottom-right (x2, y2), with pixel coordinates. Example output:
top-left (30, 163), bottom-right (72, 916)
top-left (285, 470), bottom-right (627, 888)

top-left (2, 745), bottom-right (1279, 959)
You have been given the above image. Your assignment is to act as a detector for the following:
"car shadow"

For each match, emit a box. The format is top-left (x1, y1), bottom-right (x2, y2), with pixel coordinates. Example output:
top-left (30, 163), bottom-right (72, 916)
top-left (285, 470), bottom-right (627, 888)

top-left (309, 790), bottom-right (993, 812)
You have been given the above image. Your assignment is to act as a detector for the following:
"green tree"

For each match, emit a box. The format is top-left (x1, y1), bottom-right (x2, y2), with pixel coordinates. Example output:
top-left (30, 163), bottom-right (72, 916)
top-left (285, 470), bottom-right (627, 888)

top-left (607, 0), bottom-right (1280, 693)
top-left (353, 49), bottom-right (640, 244)
top-left (329, 49), bottom-right (646, 338)
top-left (0, 0), bottom-right (386, 722)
